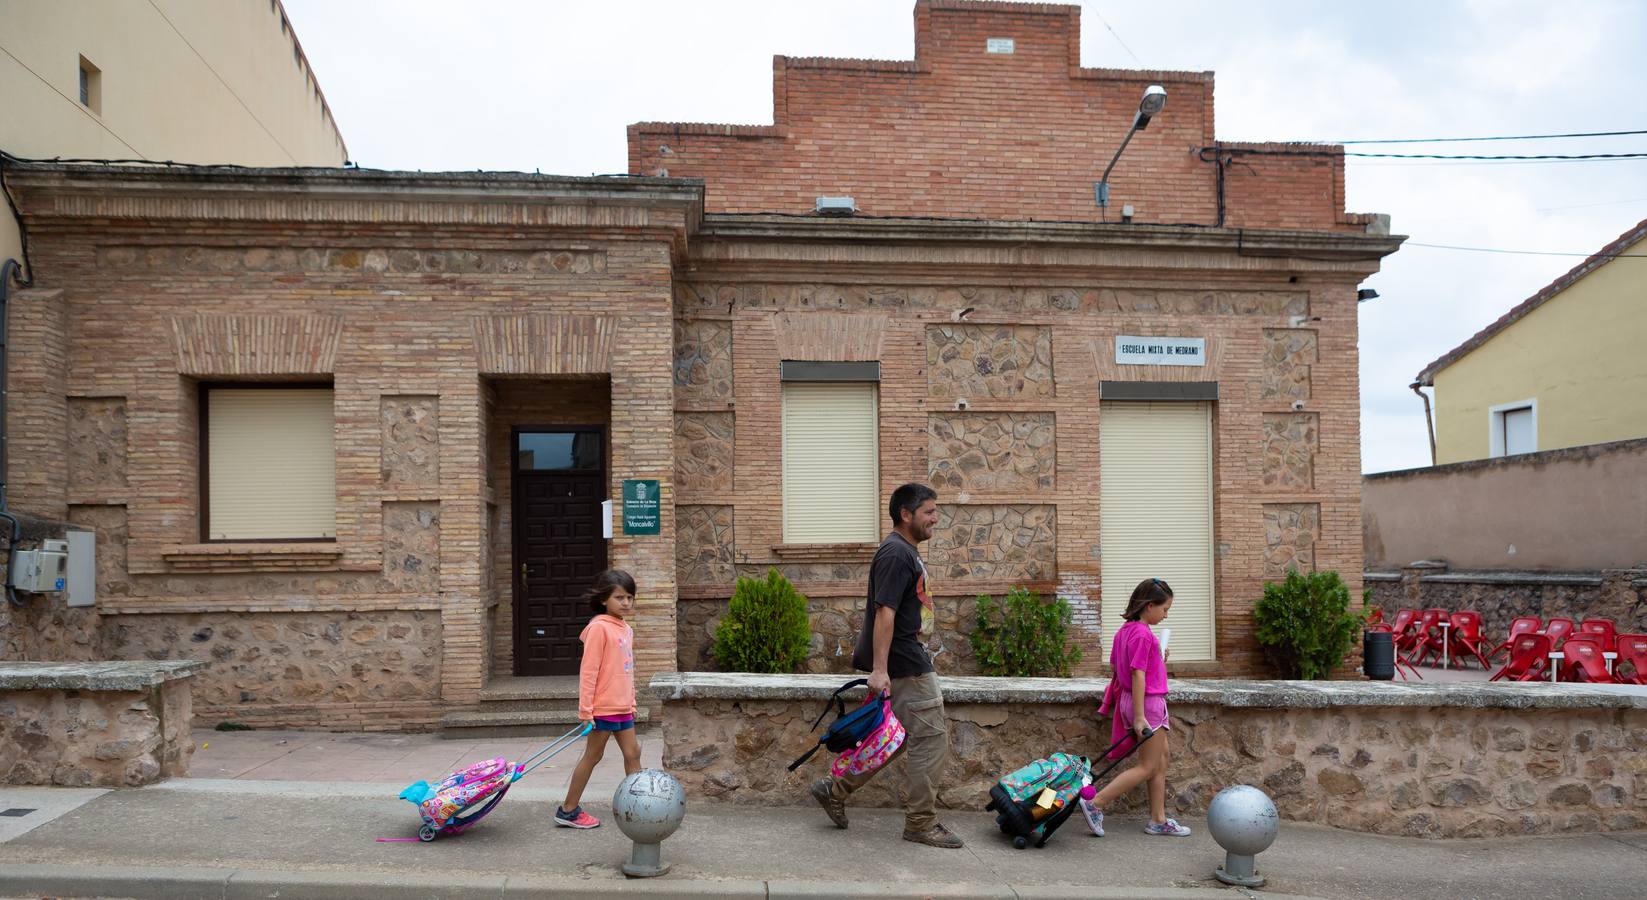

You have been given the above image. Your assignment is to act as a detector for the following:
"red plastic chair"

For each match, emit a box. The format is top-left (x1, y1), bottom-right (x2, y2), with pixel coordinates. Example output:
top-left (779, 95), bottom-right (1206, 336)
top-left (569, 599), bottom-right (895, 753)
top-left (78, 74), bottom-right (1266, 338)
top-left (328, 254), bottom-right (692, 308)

top-left (1543, 617), bottom-right (1576, 650)
top-left (1488, 616), bottom-right (1541, 664)
top-left (1406, 608), bottom-right (1451, 667)
top-left (1489, 632), bottom-right (1551, 682)
top-left (1448, 611), bottom-right (1494, 670)
top-left (1367, 608), bottom-right (1385, 625)
top-left (1615, 634), bottom-right (1647, 685)
top-left (1579, 619), bottom-right (1617, 653)
top-left (1390, 609), bottom-right (1420, 653)
top-left (1559, 637), bottom-right (1614, 683)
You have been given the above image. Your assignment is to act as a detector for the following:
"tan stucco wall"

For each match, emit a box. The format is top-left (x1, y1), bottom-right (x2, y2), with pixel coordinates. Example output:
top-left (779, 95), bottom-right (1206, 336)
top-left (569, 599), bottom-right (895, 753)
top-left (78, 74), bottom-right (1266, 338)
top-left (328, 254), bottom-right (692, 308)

top-left (1362, 438), bottom-right (1647, 570)
top-left (1432, 232), bottom-right (1647, 463)
top-left (1, 0), bottom-right (347, 266)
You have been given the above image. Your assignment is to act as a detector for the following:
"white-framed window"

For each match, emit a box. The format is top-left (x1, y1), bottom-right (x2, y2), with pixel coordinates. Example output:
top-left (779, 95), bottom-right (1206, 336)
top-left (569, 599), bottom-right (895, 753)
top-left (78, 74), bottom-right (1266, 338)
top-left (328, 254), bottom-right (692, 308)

top-left (203, 385), bottom-right (337, 541)
top-left (1488, 399), bottom-right (1537, 458)
top-left (780, 378), bottom-right (880, 544)
top-left (1099, 400), bottom-right (1216, 662)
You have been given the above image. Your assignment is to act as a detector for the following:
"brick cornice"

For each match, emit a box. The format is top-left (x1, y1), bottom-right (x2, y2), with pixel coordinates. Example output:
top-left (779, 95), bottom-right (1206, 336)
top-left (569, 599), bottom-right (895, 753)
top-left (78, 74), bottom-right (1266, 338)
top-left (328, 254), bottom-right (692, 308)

top-left (7, 163), bottom-right (703, 252)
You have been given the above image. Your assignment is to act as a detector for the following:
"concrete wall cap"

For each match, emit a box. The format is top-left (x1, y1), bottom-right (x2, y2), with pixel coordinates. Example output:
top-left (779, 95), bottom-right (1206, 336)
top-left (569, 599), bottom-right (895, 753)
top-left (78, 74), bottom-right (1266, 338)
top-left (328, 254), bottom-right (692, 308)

top-left (0, 660), bottom-right (208, 691)
top-left (648, 672), bottom-right (1647, 711)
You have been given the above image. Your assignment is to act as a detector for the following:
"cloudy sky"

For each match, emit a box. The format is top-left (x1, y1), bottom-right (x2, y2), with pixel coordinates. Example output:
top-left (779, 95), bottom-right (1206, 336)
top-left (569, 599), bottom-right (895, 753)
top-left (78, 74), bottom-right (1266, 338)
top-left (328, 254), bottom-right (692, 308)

top-left (282, 0), bottom-right (1647, 473)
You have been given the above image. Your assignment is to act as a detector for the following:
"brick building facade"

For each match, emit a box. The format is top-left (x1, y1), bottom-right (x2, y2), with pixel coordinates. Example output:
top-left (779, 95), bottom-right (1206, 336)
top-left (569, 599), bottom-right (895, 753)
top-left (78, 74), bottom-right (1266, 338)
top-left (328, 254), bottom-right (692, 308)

top-left (4, 1), bottom-right (1399, 729)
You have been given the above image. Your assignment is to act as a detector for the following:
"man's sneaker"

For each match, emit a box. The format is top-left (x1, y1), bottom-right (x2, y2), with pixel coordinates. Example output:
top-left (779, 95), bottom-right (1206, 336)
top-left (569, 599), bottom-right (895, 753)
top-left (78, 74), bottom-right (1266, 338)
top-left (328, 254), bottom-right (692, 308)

top-left (554, 805), bottom-right (600, 829)
top-left (810, 777), bottom-right (848, 829)
top-left (1143, 818), bottom-right (1192, 837)
top-left (902, 822), bottom-right (964, 848)
top-left (1078, 797), bottom-right (1105, 837)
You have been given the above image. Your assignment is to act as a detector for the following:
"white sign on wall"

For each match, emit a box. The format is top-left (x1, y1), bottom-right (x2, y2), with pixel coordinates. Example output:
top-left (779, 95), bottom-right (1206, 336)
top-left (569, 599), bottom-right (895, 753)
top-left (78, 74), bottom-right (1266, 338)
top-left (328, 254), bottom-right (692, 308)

top-left (1115, 335), bottom-right (1206, 367)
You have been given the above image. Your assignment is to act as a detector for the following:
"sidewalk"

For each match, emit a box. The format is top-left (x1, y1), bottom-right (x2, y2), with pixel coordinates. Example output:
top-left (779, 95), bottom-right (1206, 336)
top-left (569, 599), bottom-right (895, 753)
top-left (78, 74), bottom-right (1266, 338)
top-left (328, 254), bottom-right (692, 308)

top-left (0, 728), bottom-right (1642, 899)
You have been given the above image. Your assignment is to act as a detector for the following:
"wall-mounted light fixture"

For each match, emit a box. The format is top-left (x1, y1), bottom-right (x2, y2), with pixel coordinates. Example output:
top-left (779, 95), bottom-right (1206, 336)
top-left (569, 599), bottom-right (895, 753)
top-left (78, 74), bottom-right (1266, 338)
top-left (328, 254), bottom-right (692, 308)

top-left (1095, 84), bottom-right (1166, 220)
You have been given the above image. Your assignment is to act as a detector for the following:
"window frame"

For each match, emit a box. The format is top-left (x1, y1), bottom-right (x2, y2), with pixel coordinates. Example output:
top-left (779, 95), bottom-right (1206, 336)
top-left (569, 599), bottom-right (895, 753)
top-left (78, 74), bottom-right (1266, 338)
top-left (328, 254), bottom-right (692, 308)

top-left (779, 378), bottom-right (882, 545)
top-left (1487, 398), bottom-right (1537, 458)
top-left (199, 381), bottom-right (338, 543)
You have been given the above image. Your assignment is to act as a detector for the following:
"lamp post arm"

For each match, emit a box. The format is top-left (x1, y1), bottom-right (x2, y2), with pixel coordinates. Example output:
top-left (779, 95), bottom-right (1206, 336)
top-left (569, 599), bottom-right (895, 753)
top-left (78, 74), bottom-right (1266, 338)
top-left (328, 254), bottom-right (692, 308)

top-left (1097, 116), bottom-right (1145, 208)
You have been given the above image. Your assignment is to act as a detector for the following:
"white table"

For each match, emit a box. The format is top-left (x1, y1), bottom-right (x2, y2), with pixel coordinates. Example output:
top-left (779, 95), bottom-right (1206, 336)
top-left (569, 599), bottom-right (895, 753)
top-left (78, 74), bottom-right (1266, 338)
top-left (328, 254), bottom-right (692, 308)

top-left (1548, 651), bottom-right (1564, 683)
top-left (1438, 621), bottom-right (1451, 669)
top-left (1604, 651), bottom-right (1618, 676)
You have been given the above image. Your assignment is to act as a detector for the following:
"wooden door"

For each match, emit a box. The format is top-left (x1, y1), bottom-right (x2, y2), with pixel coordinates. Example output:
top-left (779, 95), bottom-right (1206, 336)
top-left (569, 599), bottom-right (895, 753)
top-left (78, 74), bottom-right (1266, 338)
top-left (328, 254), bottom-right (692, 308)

top-left (512, 429), bottom-right (606, 676)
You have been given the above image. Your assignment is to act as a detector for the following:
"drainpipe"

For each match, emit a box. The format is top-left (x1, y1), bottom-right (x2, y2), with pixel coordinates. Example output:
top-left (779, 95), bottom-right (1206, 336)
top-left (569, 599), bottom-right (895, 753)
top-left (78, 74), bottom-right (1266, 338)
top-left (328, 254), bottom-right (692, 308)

top-left (1409, 379), bottom-right (1436, 461)
top-left (0, 258), bottom-right (23, 606)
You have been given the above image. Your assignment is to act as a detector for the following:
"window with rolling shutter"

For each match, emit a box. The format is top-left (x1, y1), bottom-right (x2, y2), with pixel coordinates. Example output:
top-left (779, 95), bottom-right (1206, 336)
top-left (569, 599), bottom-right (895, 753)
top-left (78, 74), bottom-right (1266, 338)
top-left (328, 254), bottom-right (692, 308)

top-left (1099, 401), bottom-right (1215, 662)
top-left (204, 387), bottom-right (337, 541)
top-left (781, 382), bottom-right (880, 543)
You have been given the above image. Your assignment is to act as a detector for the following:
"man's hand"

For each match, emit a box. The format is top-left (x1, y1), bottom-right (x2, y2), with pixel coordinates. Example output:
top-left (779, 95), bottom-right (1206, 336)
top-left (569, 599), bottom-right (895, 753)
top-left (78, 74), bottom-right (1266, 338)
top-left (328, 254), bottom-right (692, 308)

top-left (868, 668), bottom-right (891, 697)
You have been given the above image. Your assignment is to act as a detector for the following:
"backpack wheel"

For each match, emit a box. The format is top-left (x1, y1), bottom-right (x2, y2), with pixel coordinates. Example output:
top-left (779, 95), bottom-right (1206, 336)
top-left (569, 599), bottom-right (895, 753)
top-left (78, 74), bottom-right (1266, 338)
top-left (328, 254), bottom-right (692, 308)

top-left (418, 824), bottom-right (438, 842)
top-left (1013, 835), bottom-right (1028, 850)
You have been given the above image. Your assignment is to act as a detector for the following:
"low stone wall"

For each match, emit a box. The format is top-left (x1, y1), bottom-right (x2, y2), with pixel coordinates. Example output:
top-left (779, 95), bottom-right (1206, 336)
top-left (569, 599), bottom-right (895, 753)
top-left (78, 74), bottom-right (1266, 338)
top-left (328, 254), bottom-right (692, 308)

top-left (1367, 565), bottom-right (1647, 641)
top-left (0, 661), bottom-right (204, 786)
top-left (652, 673), bottom-right (1647, 838)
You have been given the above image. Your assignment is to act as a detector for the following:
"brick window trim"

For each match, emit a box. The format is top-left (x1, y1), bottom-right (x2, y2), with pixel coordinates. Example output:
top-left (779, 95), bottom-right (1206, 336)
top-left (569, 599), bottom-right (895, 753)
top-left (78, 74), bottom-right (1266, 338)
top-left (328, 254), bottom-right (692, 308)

top-left (771, 542), bottom-right (880, 563)
top-left (161, 542), bottom-right (347, 574)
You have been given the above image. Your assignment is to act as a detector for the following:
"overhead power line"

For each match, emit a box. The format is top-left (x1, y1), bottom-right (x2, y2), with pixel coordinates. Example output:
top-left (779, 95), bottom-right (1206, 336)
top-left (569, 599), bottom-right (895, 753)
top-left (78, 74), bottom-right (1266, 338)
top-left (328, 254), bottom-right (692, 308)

top-left (1405, 241), bottom-right (1647, 258)
top-left (1215, 146), bottom-right (1647, 161)
top-left (1334, 128), bottom-right (1647, 145)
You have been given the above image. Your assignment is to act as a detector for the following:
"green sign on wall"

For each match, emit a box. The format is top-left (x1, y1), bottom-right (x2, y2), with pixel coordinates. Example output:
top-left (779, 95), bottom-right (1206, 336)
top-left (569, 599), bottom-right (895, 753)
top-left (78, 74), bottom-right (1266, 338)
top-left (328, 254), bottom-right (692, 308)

top-left (622, 479), bottom-right (660, 536)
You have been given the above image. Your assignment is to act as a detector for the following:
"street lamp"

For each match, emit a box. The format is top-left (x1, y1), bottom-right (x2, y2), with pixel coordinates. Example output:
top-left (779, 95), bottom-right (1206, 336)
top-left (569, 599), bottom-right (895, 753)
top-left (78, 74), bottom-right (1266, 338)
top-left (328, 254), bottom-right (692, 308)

top-left (1096, 84), bottom-right (1167, 219)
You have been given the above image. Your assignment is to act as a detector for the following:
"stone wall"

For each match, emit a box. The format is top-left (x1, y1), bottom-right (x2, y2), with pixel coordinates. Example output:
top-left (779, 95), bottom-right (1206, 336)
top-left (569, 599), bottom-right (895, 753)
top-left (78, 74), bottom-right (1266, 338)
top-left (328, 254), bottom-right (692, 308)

top-left (928, 413), bottom-right (1055, 494)
top-left (654, 673), bottom-right (1647, 838)
top-left (926, 325), bottom-right (1054, 400)
top-left (1, 662), bottom-right (201, 787)
top-left (102, 611), bottom-right (442, 709)
top-left (1368, 567), bottom-right (1647, 640)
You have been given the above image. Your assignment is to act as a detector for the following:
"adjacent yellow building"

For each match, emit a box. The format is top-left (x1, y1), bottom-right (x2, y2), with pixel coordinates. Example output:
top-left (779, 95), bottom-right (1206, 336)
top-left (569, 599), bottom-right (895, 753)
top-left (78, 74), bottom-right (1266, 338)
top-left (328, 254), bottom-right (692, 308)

top-left (1, 0), bottom-right (348, 273)
top-left (1417, 218), bottom-right (1647, 464)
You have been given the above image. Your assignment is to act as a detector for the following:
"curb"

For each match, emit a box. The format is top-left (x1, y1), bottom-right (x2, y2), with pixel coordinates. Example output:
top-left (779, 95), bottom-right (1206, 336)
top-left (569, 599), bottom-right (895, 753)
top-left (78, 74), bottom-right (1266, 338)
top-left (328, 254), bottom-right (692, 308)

top-left (0, 864), bottom-right (1315, 899)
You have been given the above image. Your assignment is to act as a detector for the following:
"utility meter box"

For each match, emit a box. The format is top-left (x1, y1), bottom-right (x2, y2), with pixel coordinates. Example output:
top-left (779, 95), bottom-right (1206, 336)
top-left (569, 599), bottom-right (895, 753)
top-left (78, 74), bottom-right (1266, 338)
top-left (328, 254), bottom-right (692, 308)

top-left (13, 539), bottom-right (69, 593)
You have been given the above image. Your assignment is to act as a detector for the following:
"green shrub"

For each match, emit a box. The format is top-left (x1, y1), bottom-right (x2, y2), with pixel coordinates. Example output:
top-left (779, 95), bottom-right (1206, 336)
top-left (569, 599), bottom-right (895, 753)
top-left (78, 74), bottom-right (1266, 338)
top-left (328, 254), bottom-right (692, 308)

top-left (1253, 569), bottom-right (1369, 679)
top-left (712, 568), bottom-right (813, 673)
top-left (969, 587), bottom-right (1083, 678)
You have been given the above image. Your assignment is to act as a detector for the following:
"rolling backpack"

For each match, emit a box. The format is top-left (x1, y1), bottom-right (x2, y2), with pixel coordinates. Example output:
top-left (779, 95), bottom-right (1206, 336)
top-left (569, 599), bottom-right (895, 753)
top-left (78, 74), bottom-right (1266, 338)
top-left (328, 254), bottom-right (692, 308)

top-left (985, 752), bottom-right (1091, 848)
top-left (787, 678), bottom-right (899, 772)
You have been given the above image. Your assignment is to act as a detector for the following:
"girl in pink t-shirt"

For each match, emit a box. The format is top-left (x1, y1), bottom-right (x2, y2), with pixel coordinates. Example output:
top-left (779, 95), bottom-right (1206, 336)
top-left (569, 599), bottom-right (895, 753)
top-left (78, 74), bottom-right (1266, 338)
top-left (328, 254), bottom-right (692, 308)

top-left (1079, 578), bottom-right (1191, 838)
top-left (554, 570), bottom-right (642, 830)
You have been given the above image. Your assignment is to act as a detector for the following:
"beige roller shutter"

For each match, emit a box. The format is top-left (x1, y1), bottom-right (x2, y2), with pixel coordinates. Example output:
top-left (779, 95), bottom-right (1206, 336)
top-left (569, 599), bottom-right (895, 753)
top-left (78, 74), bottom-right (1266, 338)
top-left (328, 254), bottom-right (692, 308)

top-left (207, 388), bottom-right (337, 540)
top-left (782, 382), bottom-right (880, 543)
top-left (1099, 401), bottom-right (1215, 662)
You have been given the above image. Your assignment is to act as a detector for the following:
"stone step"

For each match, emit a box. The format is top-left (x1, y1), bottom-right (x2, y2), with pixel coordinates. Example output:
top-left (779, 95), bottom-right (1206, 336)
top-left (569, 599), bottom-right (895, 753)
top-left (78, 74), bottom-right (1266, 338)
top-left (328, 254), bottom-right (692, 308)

top-left (478, 676), bottom-right (581, 703)
top-left (437, 708), bottom-right (651, 740)
top-left (477, 697), bottom-right (582, 714)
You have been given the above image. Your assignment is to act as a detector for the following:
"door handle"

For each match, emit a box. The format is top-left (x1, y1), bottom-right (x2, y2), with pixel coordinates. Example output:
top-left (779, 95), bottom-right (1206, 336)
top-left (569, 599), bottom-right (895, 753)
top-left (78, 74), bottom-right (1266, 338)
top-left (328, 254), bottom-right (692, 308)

top-left (520, 562), bottom-right (527, 582)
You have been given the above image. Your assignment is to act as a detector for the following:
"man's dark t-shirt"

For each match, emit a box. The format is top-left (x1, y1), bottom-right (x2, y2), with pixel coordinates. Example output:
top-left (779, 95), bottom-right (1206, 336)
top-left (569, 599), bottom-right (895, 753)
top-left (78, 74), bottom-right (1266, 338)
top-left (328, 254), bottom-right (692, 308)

top-left (852, 531), bottom-right (935, 678)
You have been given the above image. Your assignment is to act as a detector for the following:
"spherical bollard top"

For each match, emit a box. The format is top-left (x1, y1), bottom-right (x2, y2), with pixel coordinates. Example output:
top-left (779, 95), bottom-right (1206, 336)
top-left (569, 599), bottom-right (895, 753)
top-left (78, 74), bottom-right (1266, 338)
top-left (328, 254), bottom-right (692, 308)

top-left (611, 768), bottom-right (686, 845)
top-left (1207, 784), bottom-right (1279, 856)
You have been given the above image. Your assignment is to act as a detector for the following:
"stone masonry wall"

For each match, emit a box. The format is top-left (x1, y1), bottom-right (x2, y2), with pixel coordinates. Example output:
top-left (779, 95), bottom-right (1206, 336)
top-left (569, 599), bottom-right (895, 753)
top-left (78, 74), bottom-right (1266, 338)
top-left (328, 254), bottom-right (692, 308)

top-left (1, 682), bottom-right (193, 787)
top-left (660, 677), bottom-right (1647, 838)
top-left (1368, 569), bottom-right (1647, 642)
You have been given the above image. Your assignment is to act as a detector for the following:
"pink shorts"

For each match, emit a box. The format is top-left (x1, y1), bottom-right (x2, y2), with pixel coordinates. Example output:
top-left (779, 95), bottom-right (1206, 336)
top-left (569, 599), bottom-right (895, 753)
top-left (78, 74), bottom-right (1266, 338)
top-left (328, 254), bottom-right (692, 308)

top-left (1116, 693), bottom-right (1170, 731)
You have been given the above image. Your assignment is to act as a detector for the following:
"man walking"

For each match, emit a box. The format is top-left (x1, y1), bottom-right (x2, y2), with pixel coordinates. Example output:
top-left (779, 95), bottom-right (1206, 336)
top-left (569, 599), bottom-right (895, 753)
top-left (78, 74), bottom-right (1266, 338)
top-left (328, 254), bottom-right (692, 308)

top-left (811, 483), bottom-right (962, 848)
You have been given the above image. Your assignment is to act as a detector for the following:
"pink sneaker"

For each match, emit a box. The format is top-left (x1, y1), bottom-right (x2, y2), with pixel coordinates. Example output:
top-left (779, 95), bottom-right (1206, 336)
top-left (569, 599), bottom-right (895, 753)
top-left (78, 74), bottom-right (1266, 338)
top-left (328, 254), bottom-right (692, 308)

top-left (554, 805), bottom-right (600, 829)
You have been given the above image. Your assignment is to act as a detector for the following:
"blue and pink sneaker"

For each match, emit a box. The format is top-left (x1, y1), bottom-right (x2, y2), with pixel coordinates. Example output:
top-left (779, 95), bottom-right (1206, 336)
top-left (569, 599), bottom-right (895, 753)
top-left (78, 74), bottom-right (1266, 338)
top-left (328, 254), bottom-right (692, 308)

top-left (554, 805), bottom-right (600, 829)
top-left (1143, 818), bottom-right (1192, 837)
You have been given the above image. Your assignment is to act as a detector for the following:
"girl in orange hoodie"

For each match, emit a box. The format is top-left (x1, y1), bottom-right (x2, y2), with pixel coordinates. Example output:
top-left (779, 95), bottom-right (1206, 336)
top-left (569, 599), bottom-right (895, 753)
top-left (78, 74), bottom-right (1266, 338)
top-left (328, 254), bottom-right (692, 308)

top-left (554, 569), bottom-right (641, 829)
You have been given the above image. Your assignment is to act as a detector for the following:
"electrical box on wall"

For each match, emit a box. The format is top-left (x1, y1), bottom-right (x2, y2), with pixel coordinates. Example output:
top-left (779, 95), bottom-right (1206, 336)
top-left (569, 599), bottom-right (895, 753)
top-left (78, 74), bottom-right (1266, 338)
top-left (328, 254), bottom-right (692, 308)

top-left (13, 539), bottom-right (69, 592)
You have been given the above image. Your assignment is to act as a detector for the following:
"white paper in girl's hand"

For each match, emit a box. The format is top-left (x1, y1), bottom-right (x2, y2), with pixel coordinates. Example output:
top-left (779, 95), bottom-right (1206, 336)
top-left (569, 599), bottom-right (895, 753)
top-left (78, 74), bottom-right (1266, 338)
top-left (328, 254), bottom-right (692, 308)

top-left (1156, 628), bottom-right (1171, 653)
